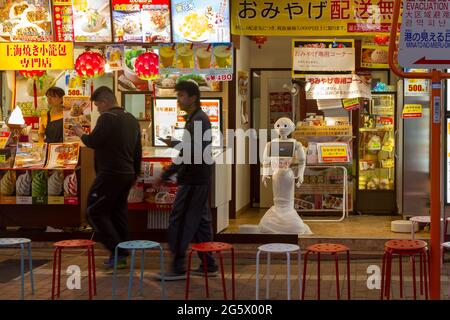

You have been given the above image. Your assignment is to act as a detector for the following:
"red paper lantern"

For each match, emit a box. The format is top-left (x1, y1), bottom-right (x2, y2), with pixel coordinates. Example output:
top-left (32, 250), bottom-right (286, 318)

top-left (19, 70), bottom-right (46, 80)
top-left (75, 51), bottom-right (105, 79)
top-left (134, 52), bottom-right (159, 81)
top-left (252, 36), bottom-right (267, 49)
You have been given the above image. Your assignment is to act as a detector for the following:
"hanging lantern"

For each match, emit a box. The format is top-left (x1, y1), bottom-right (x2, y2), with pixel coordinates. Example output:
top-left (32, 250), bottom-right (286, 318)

top-left (134, 52), bottom-right (159, 81)
top-left (252, 36), bottom-right (267, 49)
top-left (75, 51), bottom-right (105, 79)
top-left (19, 70), bottom-right (46, 80)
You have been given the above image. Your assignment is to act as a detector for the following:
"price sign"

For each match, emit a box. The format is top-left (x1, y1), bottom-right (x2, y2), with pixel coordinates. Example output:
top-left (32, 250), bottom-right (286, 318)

top-left (206, 73), bottom-right (232, 82)
top-left (402, 104), bottom-right (423, 119)
top-left (405, 79), bottom-right (429, 97)
top-left (318, 143), bottom-right (350, 163)
top-left (68, 89), bottom-right (82, 96)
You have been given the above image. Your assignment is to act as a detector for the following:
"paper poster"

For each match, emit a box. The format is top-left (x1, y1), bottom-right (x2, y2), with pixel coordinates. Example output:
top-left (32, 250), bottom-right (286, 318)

top-left (63, 96), bottom-right (91, 142)
top-left (305, 74), bottom-right (372, 100)
top-left (0, 0), bottom-right (53, 42)
top-left (63, 170), bottom-right (78, 204)
top-left (53, 0), bottom-right (74, 42)
top-left (46, 142), bottom-right (80, 169)
top-left (14, 143), bottom-right (47, 169)
top-left (47, 170), bottom-right (64, 204)
top-left (361, 45), bottom-right (389, 69)
top-left (32, 169), bottom-right (47, 204)
top-left (72, 0), bottom-right (112, 42)
top-left (16, 170), bottom-right (32, 204)
top-left (112, 0), bottom-right (171, 43)
top-left (118, 46), bottom-right (158, 91)
top-left (105, 45), bottom-right (124, 71)
top-left (171, 0), bottom-right (230, 43)
top-left (0, 170), bottom-right (16, 204)
top-left (141, 158), bottom-right (177, 206)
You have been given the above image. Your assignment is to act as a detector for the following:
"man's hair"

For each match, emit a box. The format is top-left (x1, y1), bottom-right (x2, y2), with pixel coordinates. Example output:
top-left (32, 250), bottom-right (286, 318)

top-left (175, 80), bottom-right (201, 107)
top-left (91, 86), bottom-right (117, 104)
top-left (45, 87), bottom-right (65, 98)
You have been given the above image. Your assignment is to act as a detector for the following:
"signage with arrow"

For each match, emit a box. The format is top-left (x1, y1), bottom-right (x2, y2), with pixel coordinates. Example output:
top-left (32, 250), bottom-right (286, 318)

top-left (398, 0), bottom-right (450, 69)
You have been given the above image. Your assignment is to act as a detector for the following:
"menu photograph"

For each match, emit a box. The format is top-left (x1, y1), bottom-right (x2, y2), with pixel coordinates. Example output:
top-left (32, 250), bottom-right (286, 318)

top-left (171, 0), bottom-right (230, 43)
top-left (112, 0), bottom-right (170, 43)
top-left (0, 0), bottom-right (53, 41)
top-left (72, 0), bottom-right (112, 42)
top-left (46, 142), bottom-right (80, 169)
top-left (63, 96), bottom-right (91, 142)
top-left (14, 142), bottom-right (47, 169)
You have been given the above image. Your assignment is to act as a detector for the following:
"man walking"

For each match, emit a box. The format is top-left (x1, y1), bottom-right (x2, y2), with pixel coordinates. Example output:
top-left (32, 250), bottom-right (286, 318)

top-left (155, 80), bottom-right (218, 280)
top-left (73, 86), bottom-right (141, 269)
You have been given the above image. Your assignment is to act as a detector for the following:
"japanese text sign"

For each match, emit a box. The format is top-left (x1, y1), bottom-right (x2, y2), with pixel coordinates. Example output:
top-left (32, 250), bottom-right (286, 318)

top-left (317, 143), bottom-right (350, 163)
top-left (399, 0), bottom-right (450, 68)
top-left (402, 104), bottom-right (423, 118)
top-left (292, 39), bottom-right (355, 76)
top-left (232, 0), bottom-right (397, 36)
top-left (305, 74), bottom-right (372, 100)
top-left (0, 42), bottom-right (73, 70)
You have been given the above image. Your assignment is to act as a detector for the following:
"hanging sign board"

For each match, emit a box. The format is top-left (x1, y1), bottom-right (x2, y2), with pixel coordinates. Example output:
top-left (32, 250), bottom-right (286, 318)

top-left (305, 74), bottom-right (372, 100)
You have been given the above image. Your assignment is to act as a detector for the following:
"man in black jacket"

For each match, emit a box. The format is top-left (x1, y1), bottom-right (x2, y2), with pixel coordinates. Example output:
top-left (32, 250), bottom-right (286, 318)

top-left (155, 80), bottom-right (217, 280)
top-left (73, 86), bottom-right (141, 269)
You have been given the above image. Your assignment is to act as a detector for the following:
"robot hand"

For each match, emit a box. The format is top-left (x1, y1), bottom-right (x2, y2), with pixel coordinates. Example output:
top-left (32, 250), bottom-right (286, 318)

top-left (295, 176), bottom-right (303, 188)
top-left (262, 175), bottom-right (271, 187)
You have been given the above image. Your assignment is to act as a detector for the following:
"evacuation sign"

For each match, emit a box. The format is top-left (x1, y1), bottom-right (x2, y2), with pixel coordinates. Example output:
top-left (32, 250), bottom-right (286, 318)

top-left (398, 0), bottom-right (450, 69)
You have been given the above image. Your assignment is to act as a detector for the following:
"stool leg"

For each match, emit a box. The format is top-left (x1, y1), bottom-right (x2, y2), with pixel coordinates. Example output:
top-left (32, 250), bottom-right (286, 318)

top-left (87, 246), bottom-right (92, 300)
top-left (298, 250), bottom-right (302, 300)
top-left (286, 252), bottom-right (291, 300)
top-left (386, 251), bottom-right (392, 300)
top-left (112, 246), bottom-right (119, 299)
top-left (91, 246), bottom-right (96, 296)
top-left (317, 252), bottom-right (321, 300)
top-left (218, 251), bottom-right (227, 300)
top-left (419, 252), bottom-right (423, 296)
top-left (28, 242), bottom-right (34, 295)
top-left (231, 247), bottom-right (235, 300)
top-left (399, 255), bottom-right (403, 298)
top-left (302, 251), bottom-right (310, 300)
top-left (422, 250), bottom-right (429, 300)
top-left (51, 247), bottom-right (58, 300)
top-left (346, 250), bottom-right (350, 300)
top-left (128, 249), bottom-right (136, 300)
top-left (266, 252), bottom-right (271, 300)
top-left (381, 251), bottom-right (386, 300)
top-left (57, 248), bottom-right (62, 298)
top-left (185, 250), bottom-right (194, 300)
top-left (203, 251), bottom-right (209, 298)
top-left (412, 255), bottom-right (417, 300)
top-left (139, 249), bottom-right (145, 295)
top-left (256, 250), bottom-right (261, 300)
top-left (159, 246), bottom-right (166, 300)
top-left (20, 243), bottom-right (25, 300)
top-left (334, 253), bottom-right (340, 300)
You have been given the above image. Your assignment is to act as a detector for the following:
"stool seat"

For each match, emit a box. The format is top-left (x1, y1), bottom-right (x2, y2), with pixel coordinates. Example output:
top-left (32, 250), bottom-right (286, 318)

top-left (191, 242), bottom-right (233, 252)
top-left (0, 238), bottom-right (31, 245)
top-left (385, 239), bottom-right (427, 251)
top-left (117, 240), bottom-right (160, 250)
top-left (306, 243), bottom-right (349, 253)
top-left (54, 239), bottom-right (95, 247)
top-left (442, 242), bottom-right (450, 249)
top-left (258, 243), bottom-right (300, 253)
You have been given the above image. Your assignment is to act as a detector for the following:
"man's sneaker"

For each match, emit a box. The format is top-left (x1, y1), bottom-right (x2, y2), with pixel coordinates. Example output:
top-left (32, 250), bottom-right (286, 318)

top-left (103, 255), bottom-right (127, 269)
top-left (190, 266), bottom-right (219, 277)
top-left (152, 271), bottom-right (187, 281)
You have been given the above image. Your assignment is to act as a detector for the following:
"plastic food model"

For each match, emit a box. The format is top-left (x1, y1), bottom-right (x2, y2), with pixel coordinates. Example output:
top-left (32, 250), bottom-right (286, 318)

top-left (1, 171), bottom-right (16, 195)
top-left (64, 172), bottom-right (77, 196)
top-left (16, 171), bottom-right (31, 196)
top-left (259, 117), bottom-right (312, 235)
top-left (48, 171), bottom-right (63, 196)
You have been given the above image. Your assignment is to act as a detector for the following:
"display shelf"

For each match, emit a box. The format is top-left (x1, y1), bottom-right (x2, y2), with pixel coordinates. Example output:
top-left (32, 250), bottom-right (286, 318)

top-left (0, 166), bottom-right (81, 171)
top-left (359, 127), bottom-right (393, 132)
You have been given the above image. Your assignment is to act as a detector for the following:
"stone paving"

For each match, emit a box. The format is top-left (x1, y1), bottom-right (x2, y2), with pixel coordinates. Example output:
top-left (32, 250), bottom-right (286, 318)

top-left (0, 244), bottom-right (449, 300)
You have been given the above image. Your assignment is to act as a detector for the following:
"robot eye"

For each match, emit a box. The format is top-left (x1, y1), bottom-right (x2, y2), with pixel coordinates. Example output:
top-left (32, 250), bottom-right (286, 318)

top-left (277, 124), bottom-right (280, 127)
top-left (284, 125), bottom-right (287, 127)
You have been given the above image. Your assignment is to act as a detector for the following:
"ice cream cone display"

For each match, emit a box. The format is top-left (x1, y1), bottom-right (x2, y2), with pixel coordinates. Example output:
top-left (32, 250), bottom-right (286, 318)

top-left (48, 170), bottom-right (64, 204)
top-left (0, 170), bottom-right (16, 204)
top-left (64, 171), bottom-right (78, 205)
top-left (16, 171), bottom-right (31, 196)
top-left (32, 170), bottom-right (47, 204)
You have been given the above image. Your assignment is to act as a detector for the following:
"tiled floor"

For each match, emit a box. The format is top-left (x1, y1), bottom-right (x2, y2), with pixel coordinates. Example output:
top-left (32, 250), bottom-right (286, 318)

top-left (225, 208), bottom-right (431, 239)
top-left (0, 243), bottom-right (448, 300)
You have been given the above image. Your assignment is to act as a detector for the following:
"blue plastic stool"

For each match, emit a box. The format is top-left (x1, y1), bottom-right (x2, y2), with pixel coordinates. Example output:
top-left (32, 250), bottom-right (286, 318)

top-left (112, 240), bottom-right (165, 300)
top-left (0, 238), bottom-right (35, 300)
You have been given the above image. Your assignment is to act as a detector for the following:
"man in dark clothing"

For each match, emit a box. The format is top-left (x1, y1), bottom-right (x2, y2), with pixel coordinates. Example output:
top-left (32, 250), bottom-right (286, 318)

top-left (155, 80), bottom-right (217, 281)
top-left (73, 86), bottom-right (141, 269)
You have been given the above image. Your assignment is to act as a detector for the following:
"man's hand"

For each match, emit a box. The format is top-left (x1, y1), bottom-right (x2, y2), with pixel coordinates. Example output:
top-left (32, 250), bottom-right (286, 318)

top-left (72, 123), bottom-right (85, 137)
top-left (158, 136), bottom-right (180, 148)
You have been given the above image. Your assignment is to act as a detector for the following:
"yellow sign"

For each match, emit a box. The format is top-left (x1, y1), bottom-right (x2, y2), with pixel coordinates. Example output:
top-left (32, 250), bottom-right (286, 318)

top-left (319, 144), bottom-right (349, 163)
top-left (361, 45), bottom-right (389, 69)
top-left (402, 104), bottom-right (423, 118)
top-left (232, 0), bottom-right (396, 36)
top-left (0, 132), bottom-right (11, 149)
top-left (342, 98), bottom-right (360, 110)
top-left (382, 158), bottom-right (394, 168)
top-left (0, 42), bottom-right (74, 71)
top-left (294, 125), bottom-right (353, 137)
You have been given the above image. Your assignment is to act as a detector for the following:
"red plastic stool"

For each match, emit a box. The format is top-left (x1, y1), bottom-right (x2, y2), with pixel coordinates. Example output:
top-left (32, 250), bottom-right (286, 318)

top-left (302, 243), bottom-right (350, 300)
top-left (52, 239), bottom-right (96, 300)
top-left (381, 239), bottom-right (429, 300)
top-left (185, 242), bottom-right (235, 300)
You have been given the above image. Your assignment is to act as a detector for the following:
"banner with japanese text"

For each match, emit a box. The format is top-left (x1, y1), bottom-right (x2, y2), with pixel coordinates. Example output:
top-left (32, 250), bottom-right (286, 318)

top-left (292, 39), bottom-right (355, 77)
top-left (305, 74), bottom-right (372, 100)
top-left (0, 42), bottom-right (73, 70)
top-left (232, 0), bottom-right (397, 36)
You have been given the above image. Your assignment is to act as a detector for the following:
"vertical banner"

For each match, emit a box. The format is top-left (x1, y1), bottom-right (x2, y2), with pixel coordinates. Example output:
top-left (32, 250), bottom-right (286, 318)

top-left (53, 0), bottom-right (74, 41)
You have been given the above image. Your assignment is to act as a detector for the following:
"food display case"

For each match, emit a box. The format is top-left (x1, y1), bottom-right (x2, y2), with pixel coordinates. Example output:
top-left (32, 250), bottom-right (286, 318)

top-left (356, 92), bottom-right (397, 214)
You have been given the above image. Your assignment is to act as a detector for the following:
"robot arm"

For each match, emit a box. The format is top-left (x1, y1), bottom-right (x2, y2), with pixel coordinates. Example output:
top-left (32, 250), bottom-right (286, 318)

top-left (295, 141), bottom-right (306, 188)
top-left (261, 141), bottom-right (271, 187)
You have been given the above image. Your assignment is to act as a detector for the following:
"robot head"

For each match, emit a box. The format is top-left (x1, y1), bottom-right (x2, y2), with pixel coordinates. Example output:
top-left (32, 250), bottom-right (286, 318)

top-left (274, 117), bottom-right (295, 137)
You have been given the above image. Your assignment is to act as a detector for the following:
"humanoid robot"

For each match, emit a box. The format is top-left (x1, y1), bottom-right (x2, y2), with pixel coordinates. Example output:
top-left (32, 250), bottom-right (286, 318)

top-left (259, 117), bottom-right (312, 235)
